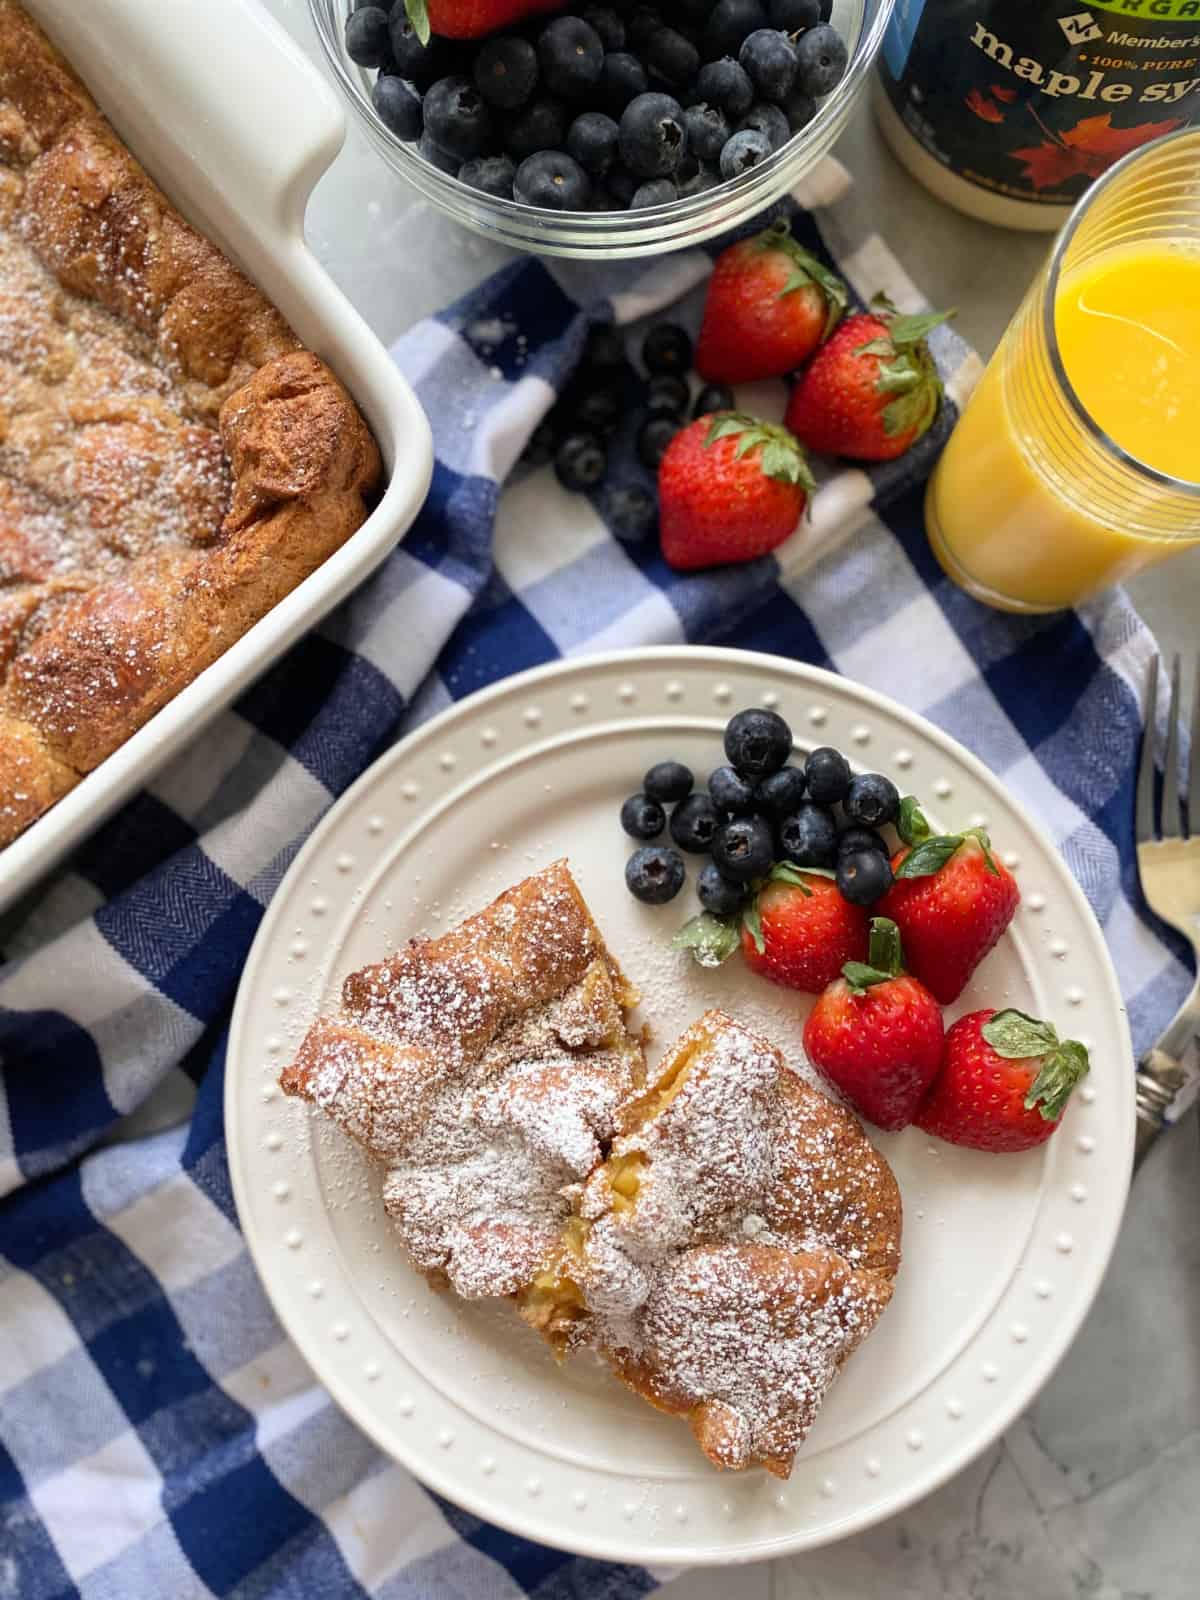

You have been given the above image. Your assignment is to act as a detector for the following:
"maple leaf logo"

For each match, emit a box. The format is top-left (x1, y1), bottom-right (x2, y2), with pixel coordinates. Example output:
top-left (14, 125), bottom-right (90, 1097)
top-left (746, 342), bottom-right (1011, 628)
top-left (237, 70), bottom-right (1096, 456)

top-left (1011, 114), bottom-right (1185, 191)
top-left (964, 84), bottom-right (1021, 124)
top-left (965, 87), bottom-right (1004, 124)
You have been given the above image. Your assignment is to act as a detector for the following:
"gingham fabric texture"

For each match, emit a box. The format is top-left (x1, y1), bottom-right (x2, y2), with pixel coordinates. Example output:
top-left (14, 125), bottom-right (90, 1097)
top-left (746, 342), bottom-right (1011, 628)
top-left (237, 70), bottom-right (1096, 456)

top-left (0, 181), bottom-right (1193, 1600)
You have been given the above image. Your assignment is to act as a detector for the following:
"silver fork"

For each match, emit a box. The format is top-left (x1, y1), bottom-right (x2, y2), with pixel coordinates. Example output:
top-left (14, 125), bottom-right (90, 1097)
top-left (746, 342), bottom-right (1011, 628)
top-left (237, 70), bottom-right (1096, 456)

top-left (1134, 654), bottom-right (1200, 1165)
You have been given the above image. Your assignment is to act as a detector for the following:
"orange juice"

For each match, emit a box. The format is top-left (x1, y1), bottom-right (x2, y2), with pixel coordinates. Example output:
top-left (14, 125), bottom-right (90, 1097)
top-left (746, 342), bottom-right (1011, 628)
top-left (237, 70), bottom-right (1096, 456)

top-left (927, 238), bottom-right (1200, 611)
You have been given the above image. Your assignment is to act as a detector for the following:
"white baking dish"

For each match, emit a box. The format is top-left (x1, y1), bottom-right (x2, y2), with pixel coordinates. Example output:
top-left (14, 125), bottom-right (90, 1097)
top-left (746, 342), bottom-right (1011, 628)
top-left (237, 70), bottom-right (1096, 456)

top-left (0, 0), bottom-right (434, 915)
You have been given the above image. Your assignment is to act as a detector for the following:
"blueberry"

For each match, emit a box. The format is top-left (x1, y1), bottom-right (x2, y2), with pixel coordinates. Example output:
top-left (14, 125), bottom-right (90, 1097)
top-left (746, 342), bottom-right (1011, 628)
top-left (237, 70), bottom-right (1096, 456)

top-left (389, 15), bottom-right (448, 87)
top-left (627, 5), bottom-right (664, 50)
top-left (581, 4), bottom-right (626, 50)
top-left (522, 418), bottom-right (558, 466)
top-left (697, 860), bottom-right (749, 916)
top-left (473, 36), bottom-right (539, 110)
top-left (606, 165), bottom-right (639, 207)
top-left (683, 102), bottom-right (730, 162)
top-left (346, 6), bottom-right (392, 67)
top-left (767, 0), bottom-right (822, 28)
top-left (693, 58), bottom-right (755, 120)
top-left (565, 110), bottom-right (620, 175)
top-left (538, 16), bottom-right (605, 99)
top-left (693, 382), bottom-right (735, 418)
top-left (679, 163), bottom-right (723, 197)
top-left (598, 51), bottom-right (649, 116)
top-left (804, 745), bottom-right (851, 805)
top-left (724, 707), bottom-right (793, 779)
top-left (602, 482), bottom-right (657, 538)
top-left (712, 814), bottom-right (775, 882)
top-left (619, 92), bottom-right (688, 178)
top-left (372, 75), bottom-right (423, 141)
top-left (457, 153), bottom-right (516, 196)
top-left (626, 844), bottom-right (686, 904)
top-left (423, 77), bottom-right (493, 159)
top-left (836, 848), bottom-right (894, 907)
top-left (819, 0), bottom-right (833, 17)
top-left (645, 27), bottom-right (700, 87)
top-left (756, 764), bottom-right (807, 817)
top-left (621, 791), bottom-right (667, 839)
top-left (709, 764), bottom-right (757, 816)
top-left (739, 29), bottom-right (796, 103)
top-left (504, 97), bottom-right (568, 158)
top-left (418, 133), bottom-right (460, 174)
top-left (646, 373), bottom-right (690, 417)
top-left (778, 802), bottom-right (837, 868)
top-left (644, 759), bottom-right (694, 802)
top-left (674, 0), bottom-right (716, 22)
top-left (670, 791), bottom-right (719, 852)
top-left (567, 383), bottom-right (623, 432)
top-left (843, 772), bottom-right (900, 828)
top-left (553, 429), bottom-right (608, 489)
top-left (794, 24), bottom-right (848, 97)
top-left (633, 176), bottom-right (678, 206)
top-left (837, 824), bottom-right (889, 859)
top-left (636, 414), bottom-right (678, 467)
top-left (704, 0), bottom-right (770, 60)
top-left (738, 101), bottom-right (790, 150)
top-left (719, 126), bottom-right (772, 177)
top-left (782, 87), bottom-right (817, 133)
top-left (583, 325), bottom-right (626, 372)
top-left (516, 149), bottom-right (593, 208)
top-left (642, 322), bottom-right (693, 376)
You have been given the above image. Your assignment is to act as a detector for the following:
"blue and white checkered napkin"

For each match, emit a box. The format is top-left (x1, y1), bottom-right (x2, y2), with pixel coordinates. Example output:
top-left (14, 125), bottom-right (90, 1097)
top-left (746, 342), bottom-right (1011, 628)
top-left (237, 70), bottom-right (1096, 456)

top-left (0, 167), bottom-right (1192, 1599)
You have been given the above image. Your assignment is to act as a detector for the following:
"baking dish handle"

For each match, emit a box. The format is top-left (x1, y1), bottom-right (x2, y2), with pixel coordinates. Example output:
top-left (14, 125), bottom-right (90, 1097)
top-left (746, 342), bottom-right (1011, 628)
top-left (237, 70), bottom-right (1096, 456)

top-left (176, 0), bottom-right (348, 232)
top-left (29, 0), bottom-right (346, 236)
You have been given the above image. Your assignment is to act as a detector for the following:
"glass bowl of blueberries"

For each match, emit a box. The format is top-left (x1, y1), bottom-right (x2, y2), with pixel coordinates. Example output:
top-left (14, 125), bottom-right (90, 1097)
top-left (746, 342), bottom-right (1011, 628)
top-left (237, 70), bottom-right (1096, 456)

top-left (309, 0), bottom-right (894, 257)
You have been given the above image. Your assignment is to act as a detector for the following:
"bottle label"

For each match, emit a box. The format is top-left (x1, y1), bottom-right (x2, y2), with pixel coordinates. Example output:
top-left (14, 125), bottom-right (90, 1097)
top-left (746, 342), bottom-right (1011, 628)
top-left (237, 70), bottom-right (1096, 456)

top-left (880, 0), bottom-right (1200, 208)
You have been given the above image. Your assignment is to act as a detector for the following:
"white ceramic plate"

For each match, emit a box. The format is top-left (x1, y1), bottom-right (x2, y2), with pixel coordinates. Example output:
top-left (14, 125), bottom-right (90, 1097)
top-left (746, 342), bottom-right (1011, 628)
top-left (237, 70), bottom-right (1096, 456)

top-left (227, 648), bottom-right (1133, 1565)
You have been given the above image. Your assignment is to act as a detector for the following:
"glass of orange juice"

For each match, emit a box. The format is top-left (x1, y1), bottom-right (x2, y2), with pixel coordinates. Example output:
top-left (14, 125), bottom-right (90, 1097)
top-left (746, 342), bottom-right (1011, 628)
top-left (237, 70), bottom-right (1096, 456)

top-left (925, 127), bottom-right (1200, 614)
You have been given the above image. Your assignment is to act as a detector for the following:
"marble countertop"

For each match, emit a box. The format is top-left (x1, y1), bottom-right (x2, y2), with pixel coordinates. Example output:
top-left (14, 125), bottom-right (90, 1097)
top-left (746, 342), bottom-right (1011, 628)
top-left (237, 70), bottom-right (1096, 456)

top-left (267, 5), bottom-right (1199, 1593)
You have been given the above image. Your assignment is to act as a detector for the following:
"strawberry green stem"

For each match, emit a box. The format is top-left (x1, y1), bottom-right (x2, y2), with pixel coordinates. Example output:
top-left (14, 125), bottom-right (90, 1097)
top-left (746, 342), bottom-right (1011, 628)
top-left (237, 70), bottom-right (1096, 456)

top-left (842, 916), bottom-right (904, 993)
top-left (981, 1008), bottom-right (1091, 1121)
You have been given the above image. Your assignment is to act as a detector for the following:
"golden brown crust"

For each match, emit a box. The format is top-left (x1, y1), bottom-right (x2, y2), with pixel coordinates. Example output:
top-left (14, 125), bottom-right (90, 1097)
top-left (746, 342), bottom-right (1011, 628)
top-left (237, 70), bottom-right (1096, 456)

top-left (281, 861), bottom-right (641, 1161)
top-left (283, 880), bottom-right (902, 1475)
top-left (0, 1), bottom-right (382, 849)
top-left (282, 862), bottom-right (646, 1302)
top-left (528, 1010), bottom-right (902, 1476)
top-left (767, 1069), bottom-right (903, 1281)
top-left (609, 1243), bottom-right (893, 1478)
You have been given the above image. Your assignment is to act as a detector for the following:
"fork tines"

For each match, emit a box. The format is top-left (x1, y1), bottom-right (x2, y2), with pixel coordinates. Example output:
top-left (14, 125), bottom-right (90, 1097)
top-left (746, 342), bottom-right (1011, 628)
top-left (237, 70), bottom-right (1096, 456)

top-left (1137, 653), bottom-right (1199, 844)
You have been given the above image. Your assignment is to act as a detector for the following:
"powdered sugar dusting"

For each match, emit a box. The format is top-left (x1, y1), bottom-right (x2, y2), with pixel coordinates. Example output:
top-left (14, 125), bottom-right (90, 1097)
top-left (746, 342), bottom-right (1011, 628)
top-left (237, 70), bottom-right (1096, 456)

top-left (627, 1242), bottom-right (891, 1474)
top-left (569, 1011), bottom-right (901, 1476)
top-left (281, 868), bottom-right (901, 1478)
top-left (282, 863), bottom-right (645, 1301)
top-left (617, 926), bottom-right (824, 1092)
top-left (0, 225), bottom-right (231, 587)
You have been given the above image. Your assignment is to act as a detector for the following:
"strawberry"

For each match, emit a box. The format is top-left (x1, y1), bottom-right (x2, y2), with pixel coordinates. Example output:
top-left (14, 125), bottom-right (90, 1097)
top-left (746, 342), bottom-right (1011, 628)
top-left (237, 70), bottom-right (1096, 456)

top-left (784, 300), bottom-right (951, 462)
top-left (917, 1009), bottom-right (1090, 1153)
top-left (672, 865), bottom-right (865, 990)
top-left (874, 829), bottom-right (1019, 1005)
top-left (802, 917), bottom-right (945, 1131)
top-left (694, 221), bottom-right (848, 386)
top-left (405, 0), bottom-right (560, 42)
top-left (740, 865), bottom-right (869, 993)
top-left (658, 413), bottom-right (815, 572)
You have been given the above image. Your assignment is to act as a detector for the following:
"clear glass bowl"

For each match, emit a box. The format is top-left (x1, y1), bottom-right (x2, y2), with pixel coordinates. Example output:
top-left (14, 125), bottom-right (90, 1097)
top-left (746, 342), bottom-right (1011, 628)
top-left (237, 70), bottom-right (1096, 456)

top-left (308, 0), bottom-right (894, 258)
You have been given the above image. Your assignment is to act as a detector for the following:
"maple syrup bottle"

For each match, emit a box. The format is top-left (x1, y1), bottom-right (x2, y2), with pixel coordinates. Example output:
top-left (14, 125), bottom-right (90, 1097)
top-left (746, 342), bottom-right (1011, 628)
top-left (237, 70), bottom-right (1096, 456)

top-left (873, 0), bottom-right (1200, 229)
